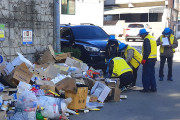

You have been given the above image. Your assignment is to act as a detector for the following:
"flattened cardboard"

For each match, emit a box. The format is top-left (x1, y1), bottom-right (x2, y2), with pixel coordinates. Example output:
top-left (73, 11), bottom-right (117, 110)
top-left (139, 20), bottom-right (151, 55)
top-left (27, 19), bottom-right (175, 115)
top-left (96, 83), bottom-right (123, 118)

top-left (37, 50), bottom-right (55, 64)
top-left (89, 95), bottom-right (98, 102)
top-left (48, 45), bottom-right (56, 58)
top-left (44, 64), bottom-right (61, 79)
top-left (65, 87), bottom-right (88, 109)
top-left (91, 81), bottom-right (111, 103)
top-left (29, 65), bottom-right (47, 79)
top-left (36, 80), bottom-right (55, 93)
top-left (55, 77), bottom-right (77, 93)
top-left (65, 57), bottom-right (88, 72)
top-left (48, 45), bottom-right (71, 60)
top-left (55, 52), bottom-right (71, 61)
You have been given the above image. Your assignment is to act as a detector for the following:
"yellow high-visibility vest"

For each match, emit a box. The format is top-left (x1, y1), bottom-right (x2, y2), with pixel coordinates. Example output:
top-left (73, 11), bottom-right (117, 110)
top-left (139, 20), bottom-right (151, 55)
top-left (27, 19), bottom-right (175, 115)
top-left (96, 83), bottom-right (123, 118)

top-left (142, 34), bottom-right (157, 59)
top-left (111, 57), bottom-right (132, 77)
top-left (124, 45), bottom-right (142, 68)
top-left (160, 34), bottom-right (175, 53)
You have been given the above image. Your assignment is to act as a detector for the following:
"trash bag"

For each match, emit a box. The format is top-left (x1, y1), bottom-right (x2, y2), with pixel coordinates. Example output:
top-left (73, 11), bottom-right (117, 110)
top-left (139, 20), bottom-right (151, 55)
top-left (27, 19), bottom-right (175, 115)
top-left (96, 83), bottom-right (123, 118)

top-left (37, 96), bottom-right (61, 119)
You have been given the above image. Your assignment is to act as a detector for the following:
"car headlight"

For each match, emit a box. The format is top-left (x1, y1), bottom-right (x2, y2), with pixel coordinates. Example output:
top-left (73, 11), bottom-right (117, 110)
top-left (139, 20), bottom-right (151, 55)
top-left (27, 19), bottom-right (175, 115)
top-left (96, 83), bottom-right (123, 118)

top-left (84, 46), bottom-right (100, 52)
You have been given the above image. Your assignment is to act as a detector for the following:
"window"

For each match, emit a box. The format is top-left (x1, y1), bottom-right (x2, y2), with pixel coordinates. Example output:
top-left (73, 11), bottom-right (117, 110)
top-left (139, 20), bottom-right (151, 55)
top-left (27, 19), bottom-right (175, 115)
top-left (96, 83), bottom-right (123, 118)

top-left (71, 26), bottom-right (109, 39)
top-left (61, 0), bottom-right (75, 15)
top-left (128, 24), bottom-right (144, 28)
top-left (60, 27), bottom-right (72, 40)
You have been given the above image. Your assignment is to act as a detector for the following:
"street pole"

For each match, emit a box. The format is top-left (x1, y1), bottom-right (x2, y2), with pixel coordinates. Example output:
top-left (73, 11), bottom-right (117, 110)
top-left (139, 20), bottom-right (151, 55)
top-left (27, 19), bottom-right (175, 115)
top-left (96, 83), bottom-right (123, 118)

top-left (54, 0), bottom-right (61, 53)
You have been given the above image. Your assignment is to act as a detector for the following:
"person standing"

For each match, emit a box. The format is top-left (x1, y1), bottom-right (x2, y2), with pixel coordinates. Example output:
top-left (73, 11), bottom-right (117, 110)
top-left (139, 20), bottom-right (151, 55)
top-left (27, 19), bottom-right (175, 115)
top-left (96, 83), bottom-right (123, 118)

top-left (139, 29), bottom-right (157, 92)
top-left (157, 28), bottom-right (178, 81)
top-left (118, 43), bottom-right (142, 87)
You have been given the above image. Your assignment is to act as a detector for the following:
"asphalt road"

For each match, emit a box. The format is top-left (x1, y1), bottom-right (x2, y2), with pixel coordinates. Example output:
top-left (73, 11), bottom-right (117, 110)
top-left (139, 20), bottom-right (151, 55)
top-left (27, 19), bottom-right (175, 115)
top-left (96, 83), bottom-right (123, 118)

top-left (69, 40), bottom-right (180, 120)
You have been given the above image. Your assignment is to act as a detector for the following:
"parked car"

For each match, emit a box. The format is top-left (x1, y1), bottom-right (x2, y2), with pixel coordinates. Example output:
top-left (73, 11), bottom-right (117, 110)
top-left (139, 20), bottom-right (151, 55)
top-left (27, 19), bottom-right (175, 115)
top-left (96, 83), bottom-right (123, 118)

top-left (60, 24), bottom-right (109, 69)
top-left (125, 23), bottom-right (152, 42)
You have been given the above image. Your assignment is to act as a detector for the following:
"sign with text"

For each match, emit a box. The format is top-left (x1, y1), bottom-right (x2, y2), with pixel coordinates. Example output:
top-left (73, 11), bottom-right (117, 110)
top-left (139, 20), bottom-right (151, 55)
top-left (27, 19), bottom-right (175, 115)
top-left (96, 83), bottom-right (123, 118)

top-left (22, 30), bottom-right (33, 44)
top-left (0, 24), bottom-right (5, 41)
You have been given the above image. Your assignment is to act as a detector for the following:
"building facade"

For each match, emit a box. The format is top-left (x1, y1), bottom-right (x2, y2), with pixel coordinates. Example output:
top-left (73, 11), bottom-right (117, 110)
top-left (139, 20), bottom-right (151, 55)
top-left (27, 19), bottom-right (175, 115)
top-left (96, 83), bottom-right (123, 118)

top-left (104, 0), bottom-right (179, 38)
top-left (60, 0), bottom-right (104, 27)
top-left (0, 0), bottom-right (54, 62)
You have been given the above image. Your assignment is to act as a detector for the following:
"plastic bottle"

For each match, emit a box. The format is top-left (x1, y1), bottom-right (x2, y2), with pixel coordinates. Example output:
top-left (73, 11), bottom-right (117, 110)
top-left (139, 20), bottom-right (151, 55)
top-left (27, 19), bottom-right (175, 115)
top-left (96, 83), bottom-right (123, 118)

top-left (36, 111), bottom-right (44, 120)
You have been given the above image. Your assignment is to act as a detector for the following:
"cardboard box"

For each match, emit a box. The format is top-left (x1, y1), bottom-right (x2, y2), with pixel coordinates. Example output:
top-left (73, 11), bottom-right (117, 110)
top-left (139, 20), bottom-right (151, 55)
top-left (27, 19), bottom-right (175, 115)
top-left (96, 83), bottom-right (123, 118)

top-left (7, 63), bottom-right (33, 86)
top-left (36, 80), bottom-right (55, 93)
top-left (91, 81), bottom-right (111, 103)
top-left (55, 77), bottom-right (77, 93)
top-left (107, 86), bottom-right (121, 102)
top-left (65, 87), bottom-right (88, 109)
top-left (83, 78), bottom-right (95, 90)
top-left (89, 95), bottom-right (98, 102)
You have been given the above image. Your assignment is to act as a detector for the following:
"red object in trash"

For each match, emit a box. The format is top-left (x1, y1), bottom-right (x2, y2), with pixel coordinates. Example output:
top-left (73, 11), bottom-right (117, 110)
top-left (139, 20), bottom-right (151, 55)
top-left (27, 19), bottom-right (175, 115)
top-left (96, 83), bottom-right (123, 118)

top-left (86, 70), bottom-right (100, 78)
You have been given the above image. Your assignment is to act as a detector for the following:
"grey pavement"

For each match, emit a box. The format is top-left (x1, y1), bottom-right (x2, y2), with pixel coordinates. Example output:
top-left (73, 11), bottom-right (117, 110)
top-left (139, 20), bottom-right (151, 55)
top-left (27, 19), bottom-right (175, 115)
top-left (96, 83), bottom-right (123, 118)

top-left (69, 40), bottom-right (180, 120)
top-left (70, 63), bottom-right (180, 120)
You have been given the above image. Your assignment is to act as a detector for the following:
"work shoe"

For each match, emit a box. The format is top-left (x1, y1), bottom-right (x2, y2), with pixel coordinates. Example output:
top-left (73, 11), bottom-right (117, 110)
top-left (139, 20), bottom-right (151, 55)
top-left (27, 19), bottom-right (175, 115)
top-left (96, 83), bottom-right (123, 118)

top-left (150, 89), bottom-right (157, 92)
top-left (159, 77), bottom-right (163, 81)
top-left (168, 77), bottom-right (173, 81)
top-left (120, 86), bottom-right (127, 92)
top-left (139, 89), bottom-right (149, 93)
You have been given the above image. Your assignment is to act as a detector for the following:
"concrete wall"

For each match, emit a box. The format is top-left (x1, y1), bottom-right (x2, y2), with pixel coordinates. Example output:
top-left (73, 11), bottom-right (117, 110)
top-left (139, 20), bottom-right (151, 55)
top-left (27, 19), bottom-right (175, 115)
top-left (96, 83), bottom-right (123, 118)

top-left (0, 0), bottom-right (54, 62)
top-left (60, 0), bottom-right (104, 27)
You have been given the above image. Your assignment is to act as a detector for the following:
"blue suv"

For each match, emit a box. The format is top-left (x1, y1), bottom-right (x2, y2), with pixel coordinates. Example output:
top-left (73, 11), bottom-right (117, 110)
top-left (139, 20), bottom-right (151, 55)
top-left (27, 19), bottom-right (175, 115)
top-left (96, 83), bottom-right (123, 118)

top-left (60, 24), bottom-right (109, 69)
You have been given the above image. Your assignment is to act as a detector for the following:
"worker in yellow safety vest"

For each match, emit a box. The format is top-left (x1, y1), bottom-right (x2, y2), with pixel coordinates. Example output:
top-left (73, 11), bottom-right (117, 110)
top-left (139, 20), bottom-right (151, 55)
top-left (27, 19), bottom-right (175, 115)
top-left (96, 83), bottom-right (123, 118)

top-left (107, 57), bottom-right (133, 90)
top-left (118, 43), bottom-right (142, 87)
top-left (156, 27), bottom-right (178, 81)
top-left (139, 28), bottom-right (157, 93)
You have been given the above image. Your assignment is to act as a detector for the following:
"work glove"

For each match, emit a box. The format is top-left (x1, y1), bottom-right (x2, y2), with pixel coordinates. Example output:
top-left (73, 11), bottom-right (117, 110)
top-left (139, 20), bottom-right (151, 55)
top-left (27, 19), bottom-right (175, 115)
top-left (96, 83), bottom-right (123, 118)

top-left (141, 59), bottom-right (146, 65)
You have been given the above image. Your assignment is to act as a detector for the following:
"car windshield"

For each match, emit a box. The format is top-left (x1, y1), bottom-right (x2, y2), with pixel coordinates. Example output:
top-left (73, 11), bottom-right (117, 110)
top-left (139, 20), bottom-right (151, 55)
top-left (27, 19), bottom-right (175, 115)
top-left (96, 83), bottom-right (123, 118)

top-left (128, 24), bottom-right (144, 28)
top-left (71, 26), bottom-right (109, 39)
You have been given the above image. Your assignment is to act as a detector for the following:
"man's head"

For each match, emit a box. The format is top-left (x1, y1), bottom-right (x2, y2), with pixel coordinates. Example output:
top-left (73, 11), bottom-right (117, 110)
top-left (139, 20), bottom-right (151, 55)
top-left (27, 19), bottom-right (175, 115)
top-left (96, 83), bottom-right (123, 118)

top-left (139, 29), bottom-right (149, 39)
top-left (118, 42), bottom-right (128, 52)
top-left (162, 27), bottom-right (172, 37)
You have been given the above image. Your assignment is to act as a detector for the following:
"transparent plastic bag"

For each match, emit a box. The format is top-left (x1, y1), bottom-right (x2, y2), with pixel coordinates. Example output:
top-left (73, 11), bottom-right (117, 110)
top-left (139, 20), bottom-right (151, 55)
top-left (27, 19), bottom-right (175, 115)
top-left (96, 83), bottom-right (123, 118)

top-left (15, 90), bottom-right (37, 120)
top-left (37, 96), bottom-right (61, 119)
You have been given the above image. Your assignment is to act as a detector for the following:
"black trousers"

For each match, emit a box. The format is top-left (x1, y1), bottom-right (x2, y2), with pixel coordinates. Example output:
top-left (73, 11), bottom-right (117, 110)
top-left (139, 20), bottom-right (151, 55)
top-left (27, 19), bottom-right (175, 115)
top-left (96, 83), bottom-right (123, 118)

top-left (119, 71), bottom-right (133, 88)
top-left (159, 56), bottom-right (173, 78)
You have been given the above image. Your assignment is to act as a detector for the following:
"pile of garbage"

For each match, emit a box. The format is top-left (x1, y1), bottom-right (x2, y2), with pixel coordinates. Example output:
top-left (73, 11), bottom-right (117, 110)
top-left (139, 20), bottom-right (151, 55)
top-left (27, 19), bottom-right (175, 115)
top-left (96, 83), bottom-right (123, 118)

top-left (0, 45), bottom-right (123, 120)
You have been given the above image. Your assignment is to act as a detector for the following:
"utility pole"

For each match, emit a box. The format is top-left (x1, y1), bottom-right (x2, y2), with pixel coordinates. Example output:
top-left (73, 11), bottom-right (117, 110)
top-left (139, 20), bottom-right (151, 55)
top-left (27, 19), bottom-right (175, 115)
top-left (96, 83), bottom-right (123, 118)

top-left (54, 0), bottom-right (61, 53)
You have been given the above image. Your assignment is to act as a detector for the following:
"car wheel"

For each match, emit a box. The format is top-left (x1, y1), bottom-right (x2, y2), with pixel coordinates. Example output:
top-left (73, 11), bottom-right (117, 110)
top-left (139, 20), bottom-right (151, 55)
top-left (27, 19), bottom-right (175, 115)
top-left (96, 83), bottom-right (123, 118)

top-left (125, 38), bottom-right (129, 42)
top-left (133, 39), bottom-right (136, 42)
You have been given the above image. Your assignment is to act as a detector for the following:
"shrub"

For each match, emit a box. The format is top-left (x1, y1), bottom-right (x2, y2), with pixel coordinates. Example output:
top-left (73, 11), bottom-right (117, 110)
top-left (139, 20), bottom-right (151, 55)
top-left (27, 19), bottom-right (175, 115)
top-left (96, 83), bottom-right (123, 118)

top-left (61, 47), bottom-right (81, 59)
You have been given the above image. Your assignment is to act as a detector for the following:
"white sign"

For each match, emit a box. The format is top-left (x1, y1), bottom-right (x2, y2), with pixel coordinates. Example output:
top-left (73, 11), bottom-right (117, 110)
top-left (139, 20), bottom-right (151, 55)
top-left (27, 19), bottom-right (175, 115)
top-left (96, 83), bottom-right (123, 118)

top-left (162, 37), bottom-right (169, 46)
top-left (22, 30), bottom-right (33, 44)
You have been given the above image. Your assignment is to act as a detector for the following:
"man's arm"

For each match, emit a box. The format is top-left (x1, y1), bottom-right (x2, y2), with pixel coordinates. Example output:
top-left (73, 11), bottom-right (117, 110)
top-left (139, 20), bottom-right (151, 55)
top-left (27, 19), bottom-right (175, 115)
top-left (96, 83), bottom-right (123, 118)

top-left (125, 49), bottom-right (134, 63)
top-left (156, 37), bottom-right (161, 46)
top-left (171, 37), bottom-right (178, 48)
top-left (143, 38), bottom-right (151, 60)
